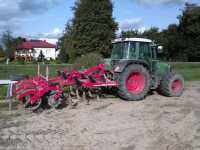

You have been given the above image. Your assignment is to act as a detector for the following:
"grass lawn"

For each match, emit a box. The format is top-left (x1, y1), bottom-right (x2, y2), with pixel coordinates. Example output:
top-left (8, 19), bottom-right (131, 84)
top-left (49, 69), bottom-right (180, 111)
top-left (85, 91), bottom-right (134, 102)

top-left (0, 86), bottom-right (8, 99)
top-left (172, 63), bottom-right (200, 81)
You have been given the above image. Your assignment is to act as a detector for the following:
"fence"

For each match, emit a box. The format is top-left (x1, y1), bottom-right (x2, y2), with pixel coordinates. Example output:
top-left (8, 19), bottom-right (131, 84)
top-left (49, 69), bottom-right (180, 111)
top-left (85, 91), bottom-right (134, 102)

top-left (0, 64), bottom-right (73, 100)
top-left (0, 80), bottom-right (17, 112)
top-left (0, 64), bottom-right (73, 80)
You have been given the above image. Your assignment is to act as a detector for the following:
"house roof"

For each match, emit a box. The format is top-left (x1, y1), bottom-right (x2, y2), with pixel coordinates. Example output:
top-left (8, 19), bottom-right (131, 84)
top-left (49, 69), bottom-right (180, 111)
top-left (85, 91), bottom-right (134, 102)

top-left (17, 40), bottom-right (56, 50)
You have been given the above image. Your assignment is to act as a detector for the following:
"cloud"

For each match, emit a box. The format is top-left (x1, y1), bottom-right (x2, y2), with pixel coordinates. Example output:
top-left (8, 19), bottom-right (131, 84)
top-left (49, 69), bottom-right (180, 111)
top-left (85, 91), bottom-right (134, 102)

top-left (41, 28), bottom-right (63, 39)
top-left (19, 0), bottom-right (58, 14)
top-left (26, 28), bottom-right (63, 39)
top-left (119, 18), bottom-right (143, 31)
top-left (0, 0), bottom-right (57, 33)
top-left (116, 18), bottom-right (146, 37)
top-left (134, 0), bottom-right (188, 5)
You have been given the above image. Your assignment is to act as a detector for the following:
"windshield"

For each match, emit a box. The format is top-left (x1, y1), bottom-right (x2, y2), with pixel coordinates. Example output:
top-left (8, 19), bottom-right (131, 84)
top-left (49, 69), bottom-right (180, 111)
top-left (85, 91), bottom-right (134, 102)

top-left (111, 42), bottom-right (129, 59)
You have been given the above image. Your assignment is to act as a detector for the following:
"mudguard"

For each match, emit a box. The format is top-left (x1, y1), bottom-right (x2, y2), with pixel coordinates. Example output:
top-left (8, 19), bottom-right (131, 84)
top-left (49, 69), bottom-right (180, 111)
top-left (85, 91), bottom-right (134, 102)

top-left (113, 60), bottom-right (150, 73)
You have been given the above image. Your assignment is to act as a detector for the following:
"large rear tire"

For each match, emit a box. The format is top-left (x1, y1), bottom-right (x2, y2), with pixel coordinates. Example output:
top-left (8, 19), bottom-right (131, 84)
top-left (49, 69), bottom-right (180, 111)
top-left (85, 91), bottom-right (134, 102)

top-left (158, 72), bottom-right (184, 97)
top-left (116, 64), bottom-right (150, 101)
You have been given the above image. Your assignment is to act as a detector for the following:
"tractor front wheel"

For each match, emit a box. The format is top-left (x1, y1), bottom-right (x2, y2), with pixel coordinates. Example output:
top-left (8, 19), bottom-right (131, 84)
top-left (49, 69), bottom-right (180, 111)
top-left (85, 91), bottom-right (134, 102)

top-left (116, 64), bottom-right (150, 101)
top-left (158, 72), bottom-right (184, 97)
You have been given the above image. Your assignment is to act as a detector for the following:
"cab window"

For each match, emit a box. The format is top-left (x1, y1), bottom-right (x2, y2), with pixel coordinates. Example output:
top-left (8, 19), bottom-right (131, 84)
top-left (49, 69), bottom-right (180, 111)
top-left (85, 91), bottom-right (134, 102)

top-left (111, 42), bottom-right (129, 59)
top-left (139, 42), bottom-right (151, 59)
top-left (129, 42), bottom-right (136, 59)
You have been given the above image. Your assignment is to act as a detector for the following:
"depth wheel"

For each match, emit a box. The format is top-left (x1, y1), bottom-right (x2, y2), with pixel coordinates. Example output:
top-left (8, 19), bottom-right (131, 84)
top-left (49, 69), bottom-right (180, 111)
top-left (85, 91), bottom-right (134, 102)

top-left (23, 95), bottom-right (42, 111)
top-left (48, 95), bottom-right (63, 109)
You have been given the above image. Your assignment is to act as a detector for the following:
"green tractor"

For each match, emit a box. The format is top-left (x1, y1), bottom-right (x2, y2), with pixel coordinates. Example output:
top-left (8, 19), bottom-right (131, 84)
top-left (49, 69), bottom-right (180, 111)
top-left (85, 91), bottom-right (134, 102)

top-left (105, 38), bottom-right (184, 101)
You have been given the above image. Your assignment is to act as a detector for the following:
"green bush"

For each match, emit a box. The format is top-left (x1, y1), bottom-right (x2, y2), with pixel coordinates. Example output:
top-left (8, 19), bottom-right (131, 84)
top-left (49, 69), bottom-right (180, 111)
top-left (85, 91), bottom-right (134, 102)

top-left (0, 86), bottom-right (7, 100)
top-left (74, 53), bottom-right (103, 69)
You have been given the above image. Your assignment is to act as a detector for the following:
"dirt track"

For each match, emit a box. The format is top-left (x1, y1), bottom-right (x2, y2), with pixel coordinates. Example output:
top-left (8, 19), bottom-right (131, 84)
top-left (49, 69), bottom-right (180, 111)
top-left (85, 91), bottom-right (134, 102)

top-left (0, 81), bottom-right (200, 150)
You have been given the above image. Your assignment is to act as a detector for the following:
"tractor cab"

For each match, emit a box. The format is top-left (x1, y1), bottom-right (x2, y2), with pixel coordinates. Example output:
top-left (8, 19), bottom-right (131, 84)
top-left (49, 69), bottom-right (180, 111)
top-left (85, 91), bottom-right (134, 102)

top-left (110, 38), bottom-right (165, 74)
top-left (111, 38), bottom-right (153, 60)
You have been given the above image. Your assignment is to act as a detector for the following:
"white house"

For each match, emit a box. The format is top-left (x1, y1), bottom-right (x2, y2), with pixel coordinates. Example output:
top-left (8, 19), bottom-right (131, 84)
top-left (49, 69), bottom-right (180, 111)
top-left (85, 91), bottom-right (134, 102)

top-left (15, 40), bottom-right (57, 61)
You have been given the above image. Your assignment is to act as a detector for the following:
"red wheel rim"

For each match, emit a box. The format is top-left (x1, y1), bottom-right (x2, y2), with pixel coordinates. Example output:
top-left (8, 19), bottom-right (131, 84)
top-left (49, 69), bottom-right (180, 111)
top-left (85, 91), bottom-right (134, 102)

top-left (126, 72), bottom-right (145, 94)
top-left (172, 80), bottom-right (182, 93)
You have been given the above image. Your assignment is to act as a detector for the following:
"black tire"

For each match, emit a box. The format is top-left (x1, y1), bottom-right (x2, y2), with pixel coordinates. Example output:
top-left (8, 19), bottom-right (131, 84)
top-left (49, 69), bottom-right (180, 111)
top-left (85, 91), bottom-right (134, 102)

top-left (158, 72), bottom-right (184, 97)
top-left (116, 64), bottom-right (151, 101)
top-left (23, 96), bottom-right (42, 111)
top-left (48, 95), bottom-right (63, 109)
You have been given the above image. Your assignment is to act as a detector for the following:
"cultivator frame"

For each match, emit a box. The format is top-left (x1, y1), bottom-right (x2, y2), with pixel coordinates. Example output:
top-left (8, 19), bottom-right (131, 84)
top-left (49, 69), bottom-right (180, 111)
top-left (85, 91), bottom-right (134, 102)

top-left (15, 64), bottom-right (118, 111)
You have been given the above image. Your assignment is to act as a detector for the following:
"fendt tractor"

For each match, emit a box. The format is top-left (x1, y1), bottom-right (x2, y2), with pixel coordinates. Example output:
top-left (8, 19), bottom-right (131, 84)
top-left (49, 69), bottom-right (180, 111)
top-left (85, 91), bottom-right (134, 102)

top-left (15, 38), bottom-right (184, 111)
top-left (105, 38), bottom-right (184, 101)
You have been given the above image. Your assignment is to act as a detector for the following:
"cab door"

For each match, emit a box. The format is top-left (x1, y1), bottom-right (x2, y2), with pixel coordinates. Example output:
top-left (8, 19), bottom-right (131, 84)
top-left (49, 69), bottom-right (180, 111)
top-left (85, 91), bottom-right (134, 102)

top-left (139, 42), bottom-right (153, 72)
top-left (151, 46), bottom-right (159, 74)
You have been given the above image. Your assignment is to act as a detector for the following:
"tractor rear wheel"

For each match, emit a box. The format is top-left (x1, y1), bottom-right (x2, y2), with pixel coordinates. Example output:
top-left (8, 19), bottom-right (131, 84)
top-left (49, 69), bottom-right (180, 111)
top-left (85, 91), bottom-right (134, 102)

top-left (116, 64), bottom-right (150, 101)
top-left (158, 72), bottom-right (184, 97)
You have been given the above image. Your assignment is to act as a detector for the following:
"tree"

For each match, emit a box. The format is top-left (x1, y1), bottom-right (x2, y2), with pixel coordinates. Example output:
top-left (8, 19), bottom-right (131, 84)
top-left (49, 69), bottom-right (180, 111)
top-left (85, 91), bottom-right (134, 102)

top-left (1, 31), bottom-right (15, 63)
top-left (0, 31), bottom-right (25, 63)
top-left (143, 27), bottom-right (162, 44)
top-left (58, 21), bottom-right (74, 63)
top-left (162, 24), bottom-right (186, 61)
top-left (121, 30), bottom-right (142, 38)
top-left (179, 3), bottom-right (200, 61)
top-left (60, 0), bottom-right (118, 62)
top-left (38, 50), bottom-right (45, 62)
top-left (14, 37), bottom-right (26, 46)
top-left (0, 45), bottom-right (5, 57)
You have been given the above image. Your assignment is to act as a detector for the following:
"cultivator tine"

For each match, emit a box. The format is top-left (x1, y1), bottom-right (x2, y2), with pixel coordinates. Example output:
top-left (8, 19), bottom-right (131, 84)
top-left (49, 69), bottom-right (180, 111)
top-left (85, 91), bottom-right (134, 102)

top-left (97, 94), bottom-right (100, 101)
top-left (68, 94), bottom-right (72, 106)
top-left (88, 90), bottom-right (93, 98)
top-left (70, 86), bottom-right (76, 96)
top-left (82, 90), bottom-right (91, 105)
top-left (86, 93), bottom-right (90, 105)
top-left (68, 93), bottom-right (78, 109)
top-left (86, 91), bottom-right (92, 105)
top-left (70, 86), bottom-right (73, 92)
top-left (76, 89), bottom-right (81, 100)
top-left (82, 91), bottom-right (86, 101)
top-left (87, 99), bottom-right (90, 105)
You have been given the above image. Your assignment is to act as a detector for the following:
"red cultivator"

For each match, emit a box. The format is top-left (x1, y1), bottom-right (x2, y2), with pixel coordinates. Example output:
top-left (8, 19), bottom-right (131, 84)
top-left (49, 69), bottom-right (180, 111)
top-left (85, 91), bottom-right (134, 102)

top-left (15, 76), bottom-right (64, 111)
top-left (15, 64), bottom-right (118, 111)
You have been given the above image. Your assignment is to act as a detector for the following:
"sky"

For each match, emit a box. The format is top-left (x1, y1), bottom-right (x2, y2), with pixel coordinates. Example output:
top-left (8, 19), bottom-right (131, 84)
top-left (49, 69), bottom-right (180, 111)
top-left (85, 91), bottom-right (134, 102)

top-left (0, 0), bottom-right (200, 44)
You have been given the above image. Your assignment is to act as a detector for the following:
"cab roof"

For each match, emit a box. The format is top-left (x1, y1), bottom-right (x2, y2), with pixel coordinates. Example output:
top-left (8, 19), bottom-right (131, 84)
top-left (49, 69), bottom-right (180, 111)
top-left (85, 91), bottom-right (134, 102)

top-left (113, 38), bottom-right (152, 43)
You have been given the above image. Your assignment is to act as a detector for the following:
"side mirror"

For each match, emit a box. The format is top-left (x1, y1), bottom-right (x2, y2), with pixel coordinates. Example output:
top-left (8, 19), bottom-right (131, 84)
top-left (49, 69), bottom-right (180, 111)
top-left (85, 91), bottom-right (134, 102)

top-left (157, 46), bottom-right (163, 54)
